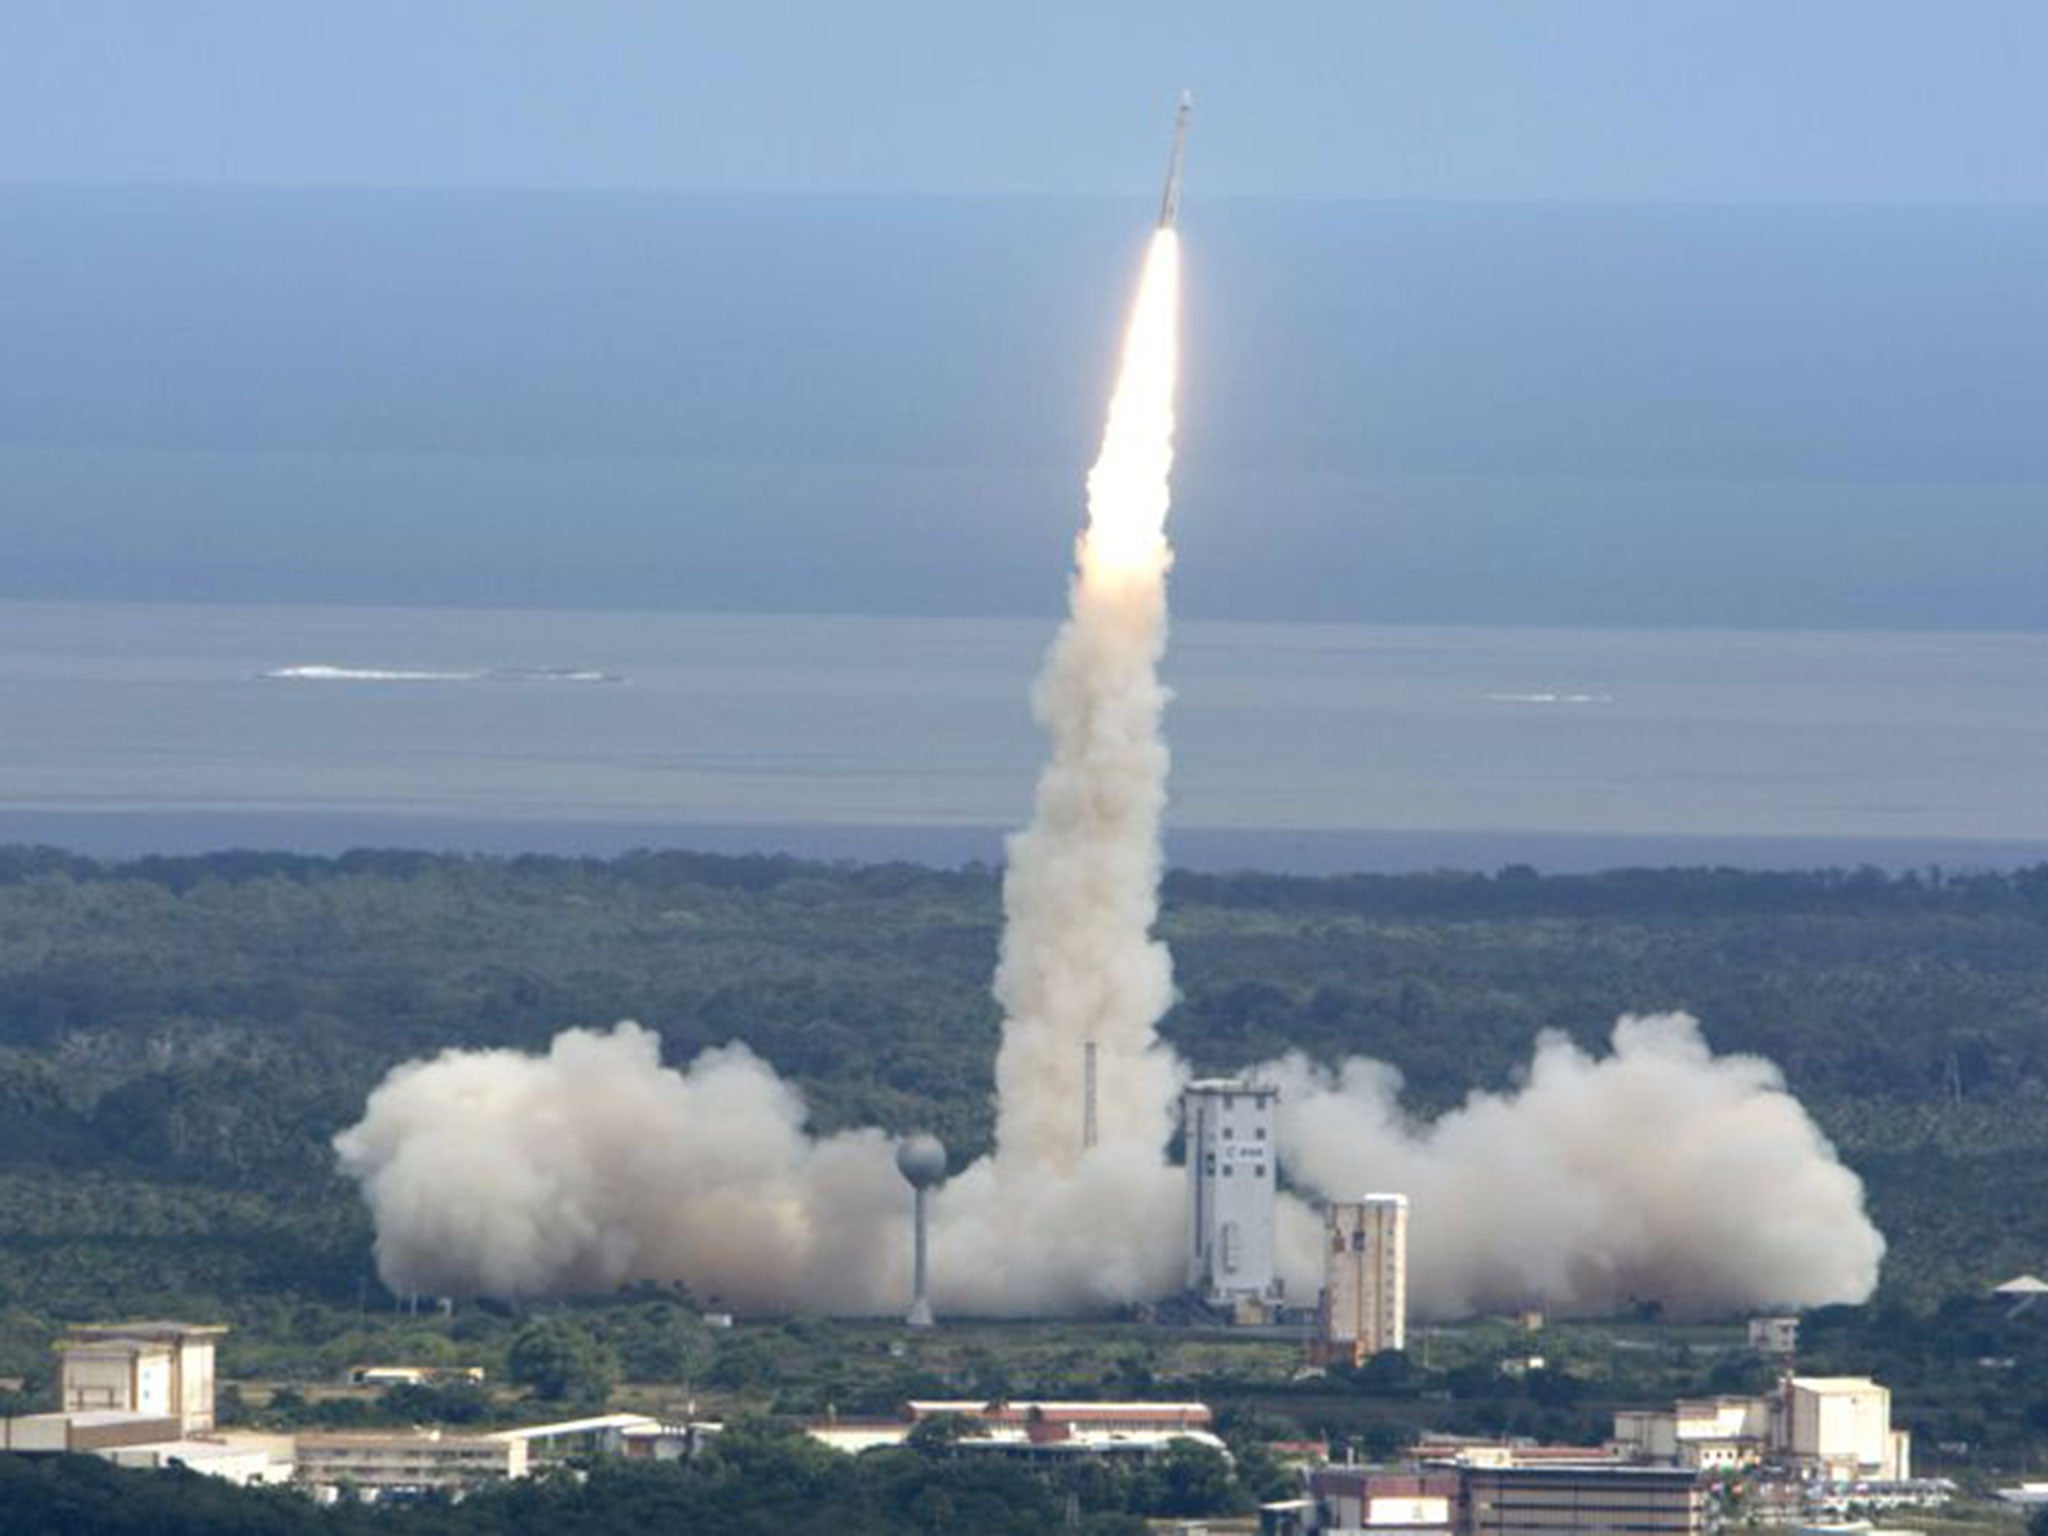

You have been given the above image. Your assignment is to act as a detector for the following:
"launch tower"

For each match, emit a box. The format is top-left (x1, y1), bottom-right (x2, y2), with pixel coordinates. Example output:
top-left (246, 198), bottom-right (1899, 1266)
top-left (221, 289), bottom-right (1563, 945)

top-left (1182, 1079), bottom-right (1282, 1321)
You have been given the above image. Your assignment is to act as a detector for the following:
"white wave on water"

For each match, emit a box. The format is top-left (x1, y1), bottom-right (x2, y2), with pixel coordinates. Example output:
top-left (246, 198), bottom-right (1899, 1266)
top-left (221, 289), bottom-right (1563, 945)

top-left (489, 667), bottom-right (624, 684)
top-left (265, 665), bottom-right (483, 682)
top-left (1486, 690), bottom-right (1615, 706)
top-left (263, 665), bottom-right (623, 684)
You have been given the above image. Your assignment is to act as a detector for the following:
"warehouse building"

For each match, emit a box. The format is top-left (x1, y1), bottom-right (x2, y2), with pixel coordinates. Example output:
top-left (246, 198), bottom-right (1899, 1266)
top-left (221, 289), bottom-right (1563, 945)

top-left (1461, 1464), bottom-right (1705, 1536)
top-left (295, 1429), bottom-right (528, 1493)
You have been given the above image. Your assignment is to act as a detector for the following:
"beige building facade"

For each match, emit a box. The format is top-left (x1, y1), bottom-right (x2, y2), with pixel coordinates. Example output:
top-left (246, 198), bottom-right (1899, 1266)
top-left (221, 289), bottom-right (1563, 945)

top-left (1786, 1376), bottom-right (1910, 1481)
top-left (57, 1323), bottom-right (225, 1434)
top-left (1314, 1194), bottom-right (1408, 1366)
top-left (1613, 1376), bottom-right (1909, 1482)
top-left (294, 1430), bottom-right (528, 1492)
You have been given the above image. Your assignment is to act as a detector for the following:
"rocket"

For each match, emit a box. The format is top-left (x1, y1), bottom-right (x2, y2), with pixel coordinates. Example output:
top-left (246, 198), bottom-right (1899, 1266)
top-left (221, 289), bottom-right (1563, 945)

top-left (1157, 90), bottom-right (1191, 229)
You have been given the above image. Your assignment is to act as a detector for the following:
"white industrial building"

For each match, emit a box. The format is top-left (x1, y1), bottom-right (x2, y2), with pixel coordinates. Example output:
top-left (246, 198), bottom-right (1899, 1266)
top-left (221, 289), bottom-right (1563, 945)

top-left (1614, 1396), bottom-right (1775, 1471)
top-left (806, 1399), bottom-right (1227, 1461)
top-left (1183, 1078), bottom-right (1283, 1320)
top-left (1313, 1194), bottom-right (1408, 1365)
top-left (1613, 1375), bottom-right (1910, 1482)
top-left (296, 1413), bottom-right (710, 1497)
top-left (56, 1321), bottom-right (226, 1434)
top-left (0, 1321), bottom-right (294, 1487)
top-left (1786, 1377), bottom-right (1910, 1482)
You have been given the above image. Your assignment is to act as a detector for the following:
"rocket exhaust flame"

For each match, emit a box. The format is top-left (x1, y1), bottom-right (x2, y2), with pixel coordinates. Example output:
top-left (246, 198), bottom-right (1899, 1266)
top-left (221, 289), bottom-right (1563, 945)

top-left (333, 117), bottom-right (1885, 1322)
top-left (1077, 232), bottom-right (1181, 581)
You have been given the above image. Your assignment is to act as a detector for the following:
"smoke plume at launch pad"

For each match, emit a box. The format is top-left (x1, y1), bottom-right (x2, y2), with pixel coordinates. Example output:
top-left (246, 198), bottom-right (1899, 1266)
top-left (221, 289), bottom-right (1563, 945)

top-left (335, 221), bottom-right (1882, 1321)
top-left (335, 1012), bottom-right (1881, 1318)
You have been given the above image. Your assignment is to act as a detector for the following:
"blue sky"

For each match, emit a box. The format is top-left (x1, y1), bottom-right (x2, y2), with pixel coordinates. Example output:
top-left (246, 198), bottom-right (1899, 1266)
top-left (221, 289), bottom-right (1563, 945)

top-left (6, 1), bottom-right (2048, 203)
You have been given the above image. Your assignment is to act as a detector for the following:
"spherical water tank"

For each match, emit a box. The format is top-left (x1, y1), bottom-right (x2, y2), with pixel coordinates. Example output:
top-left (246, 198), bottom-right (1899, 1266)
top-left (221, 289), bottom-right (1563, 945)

top-left (896, 1134), bottom-right (948, 1188)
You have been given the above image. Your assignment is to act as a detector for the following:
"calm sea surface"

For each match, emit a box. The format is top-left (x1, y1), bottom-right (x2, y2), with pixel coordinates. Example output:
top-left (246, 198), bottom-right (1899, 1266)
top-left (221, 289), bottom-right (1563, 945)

top-left (2, 600), bottom-right (2044, 872)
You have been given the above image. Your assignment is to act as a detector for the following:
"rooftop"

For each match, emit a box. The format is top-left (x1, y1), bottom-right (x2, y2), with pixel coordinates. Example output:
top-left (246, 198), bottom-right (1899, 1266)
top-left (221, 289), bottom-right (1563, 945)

top-left (487, 1414), bottom-right (659, 1443)
top-left (809, 1420), bottom-right (1229, 1457)
top-left (1460, 1463), bottom-right (1703, 1481)
top-left (108, 1438), bottom-right (277, 1463)
top-left (1184, 1078), bottom-right (1275, 1097)
top-left (906, 1400), bottom-right (1211, 1422)
top-left (7, 1410), bottom-right (175, 1430)
top-left (64, 1322), bottom-right (229, 1344)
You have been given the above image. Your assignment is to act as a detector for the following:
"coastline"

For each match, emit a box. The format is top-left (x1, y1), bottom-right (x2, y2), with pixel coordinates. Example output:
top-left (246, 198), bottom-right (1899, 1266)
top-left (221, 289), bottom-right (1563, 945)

top-left (1, 809), bottom-right (2041, 876)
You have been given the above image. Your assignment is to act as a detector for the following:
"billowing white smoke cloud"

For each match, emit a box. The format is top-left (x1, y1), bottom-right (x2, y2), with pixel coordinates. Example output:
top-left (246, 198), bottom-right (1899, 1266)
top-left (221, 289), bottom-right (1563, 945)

top-left (333, 1010), bottom-right (1882, 1318)
top-left (1262, 1013), bottom-right (1884, 1317)
top-left (333, 1024), bottom-right (908, 1311)
top-left (332, 223), bottom-right (1885, 1321)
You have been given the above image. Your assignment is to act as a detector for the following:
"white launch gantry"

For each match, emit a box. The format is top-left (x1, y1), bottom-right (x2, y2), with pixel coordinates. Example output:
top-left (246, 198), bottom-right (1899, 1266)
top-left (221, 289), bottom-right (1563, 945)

top-left (1182, 1079), bottom-right (1283, 1320)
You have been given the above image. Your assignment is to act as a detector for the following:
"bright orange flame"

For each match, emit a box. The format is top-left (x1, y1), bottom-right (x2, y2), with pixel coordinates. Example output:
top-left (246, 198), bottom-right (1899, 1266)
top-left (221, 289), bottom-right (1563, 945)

top-left (1077, 229), bottom-right (1181, 584)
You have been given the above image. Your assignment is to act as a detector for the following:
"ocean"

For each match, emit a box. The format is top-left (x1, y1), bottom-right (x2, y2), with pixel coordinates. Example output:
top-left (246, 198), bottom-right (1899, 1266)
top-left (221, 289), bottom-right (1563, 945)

top-left (1, 599), bottom-right (2043, 873)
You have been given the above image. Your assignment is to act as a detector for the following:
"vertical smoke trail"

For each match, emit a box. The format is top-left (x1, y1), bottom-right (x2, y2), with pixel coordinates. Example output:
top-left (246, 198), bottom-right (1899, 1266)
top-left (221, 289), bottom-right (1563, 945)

top-left (990, 229), bottom-right (1185, 1171)
top-left (906, 228), bottom-right (1195, 1313)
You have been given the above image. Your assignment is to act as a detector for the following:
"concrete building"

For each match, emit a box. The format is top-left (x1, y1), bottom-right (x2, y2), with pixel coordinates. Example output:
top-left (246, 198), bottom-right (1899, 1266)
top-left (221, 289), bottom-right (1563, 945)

top-left (1314, 1195), bottom-right (1408, 1365)
top-left (0, 1416), bottom-right (292, 1486)
top-left (1183, 1078), bottom-right (1282, 1319)
top-left (293, 1412), bottom-right (709, 1495)
top-left (908, 1399), bottom-right (1213, 1435)
top-left (488, 1412), bottom-right (678, 1466)
top-left (1613, 1376), bottom-right (1909, 1483)
top-left (618, 1418), bottom-right (721, 1461)
top-left (102, 1434), bottom-right (295, 1485)
top-left (1460, 1464), bottom-right (1704, 1536)
top-left (1307, 1469), bottom-right (1458, 1534)
top-left (0, 1409), bottom-right (183, 1454)
top-left (1786, 1377), bottom-right (1910, 1482)
top-left (57, 1322), bottom-right (226, 1434)
top-left (808, 1399), bottom-right (1225, 1461)
top-left (1416, 1439), bottom-right (1628, 1471)
top-left (1613, 1396), bottom-right (1774, 1471)
top-left (3, 1319), bottom-right (289, 1489)
top-left (294, 1429), bottom-right (528, 1494)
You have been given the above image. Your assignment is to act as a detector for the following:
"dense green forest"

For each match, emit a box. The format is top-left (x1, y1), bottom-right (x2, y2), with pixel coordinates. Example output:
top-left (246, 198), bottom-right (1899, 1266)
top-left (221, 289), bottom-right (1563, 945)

top-left (0, 845), bottom-right (2045, 1330)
